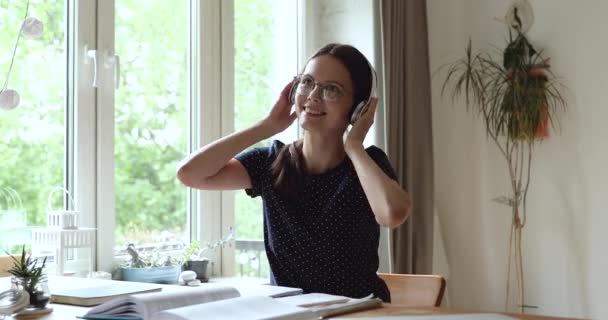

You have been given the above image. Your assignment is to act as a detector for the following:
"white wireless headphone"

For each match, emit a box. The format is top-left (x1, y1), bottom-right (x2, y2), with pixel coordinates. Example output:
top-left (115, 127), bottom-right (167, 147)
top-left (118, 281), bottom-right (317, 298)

top-left (349, 62), bottom-right (377, 124)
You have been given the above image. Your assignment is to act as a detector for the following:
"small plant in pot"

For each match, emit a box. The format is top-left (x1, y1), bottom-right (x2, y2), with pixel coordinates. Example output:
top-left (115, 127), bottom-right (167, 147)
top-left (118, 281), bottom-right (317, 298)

top-left (182, 228), bottom-right (235, 282)
top-left (181, 241), bottom-right (209, 282)
top-left (120, 244), bottom-right (182, 284)
top-left (5, 246), bottom-right (50, 309)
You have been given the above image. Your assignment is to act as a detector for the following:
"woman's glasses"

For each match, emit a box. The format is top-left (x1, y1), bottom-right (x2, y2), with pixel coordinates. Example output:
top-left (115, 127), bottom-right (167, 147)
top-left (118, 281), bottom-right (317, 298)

top-left (294, 74), bottom-right (346, 102)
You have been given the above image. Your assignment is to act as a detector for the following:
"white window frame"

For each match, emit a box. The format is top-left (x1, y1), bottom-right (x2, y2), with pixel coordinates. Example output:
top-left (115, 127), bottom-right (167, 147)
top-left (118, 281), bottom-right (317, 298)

top-left (1, 0), bottom-right (99, 267)
top-left (73, 0), bottom-right (102, 270)
top-left (194, 0), bottom-right (230, 277)
top-left (94, 0), bottom-right (117, 273)
top-left (219, 0), bottom-right (236, 277)
top-left (80, 0), bottom-right (229, 274)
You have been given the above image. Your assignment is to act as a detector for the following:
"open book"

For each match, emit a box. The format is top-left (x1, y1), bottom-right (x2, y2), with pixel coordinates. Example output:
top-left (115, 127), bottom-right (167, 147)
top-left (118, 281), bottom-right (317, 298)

top-left (78, 286), bottom-right (382, 320)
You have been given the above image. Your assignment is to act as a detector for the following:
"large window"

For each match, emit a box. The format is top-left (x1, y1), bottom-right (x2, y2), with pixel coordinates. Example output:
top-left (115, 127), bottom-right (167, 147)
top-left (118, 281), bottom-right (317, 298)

top-left (0, 0), bottom-right (303, 277)
top-left (0, 1), bottom-right (67, 253)
top-left (113, 0), bottom-right (189, 250)
top-left (232, 0), bottom-right (299, 278)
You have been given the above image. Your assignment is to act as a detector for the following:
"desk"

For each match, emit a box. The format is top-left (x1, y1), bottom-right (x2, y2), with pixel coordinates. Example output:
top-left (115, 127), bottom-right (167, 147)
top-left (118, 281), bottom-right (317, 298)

top-left (335, 304), bottom-right (581, 319)
top-left (13, 302), bottom-right (583, 320)
top-left (1, 277), bottom-right (582, 320)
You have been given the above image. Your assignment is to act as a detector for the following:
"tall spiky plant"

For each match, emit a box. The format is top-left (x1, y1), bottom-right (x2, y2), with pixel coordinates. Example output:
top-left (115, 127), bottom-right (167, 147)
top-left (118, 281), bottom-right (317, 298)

top-left (5, 245), bottom-right (48, 295)
top-left (440, 14), bottom-right (565, 314)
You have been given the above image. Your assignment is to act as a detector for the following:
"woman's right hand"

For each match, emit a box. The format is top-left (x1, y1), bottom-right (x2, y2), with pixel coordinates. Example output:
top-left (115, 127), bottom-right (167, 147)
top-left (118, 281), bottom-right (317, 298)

top-left (260, 80), bottom-right (297, 135)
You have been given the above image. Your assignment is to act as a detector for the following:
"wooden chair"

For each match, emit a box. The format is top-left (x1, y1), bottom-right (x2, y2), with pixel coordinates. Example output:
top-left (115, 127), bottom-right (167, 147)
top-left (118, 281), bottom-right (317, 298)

top-left (378, 273), bottom-right (446, 307)
top-left (0, 255), bottom-right (17, 277)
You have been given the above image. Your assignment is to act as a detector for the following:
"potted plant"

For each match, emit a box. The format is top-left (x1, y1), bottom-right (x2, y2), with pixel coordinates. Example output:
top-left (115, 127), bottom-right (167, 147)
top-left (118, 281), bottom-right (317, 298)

top-left (180, 241), bottom-right (209, 282)
top-left (5, 246), bottom-right (50, 309)
top-left (120, 244), bottom-right (182, 284)
top-left (181, 228), bottom-right (235, 282)
top-left (440, 2), bottom-right (566, 314)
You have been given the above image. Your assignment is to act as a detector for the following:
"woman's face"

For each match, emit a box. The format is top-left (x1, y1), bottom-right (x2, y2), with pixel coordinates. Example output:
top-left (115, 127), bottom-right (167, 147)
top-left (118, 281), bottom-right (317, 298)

top-left (295, 55), bottom-right (354, 133)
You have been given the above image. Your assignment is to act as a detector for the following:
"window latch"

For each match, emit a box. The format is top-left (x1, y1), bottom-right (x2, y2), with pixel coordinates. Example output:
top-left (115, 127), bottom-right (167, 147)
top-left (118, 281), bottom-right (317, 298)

top-left (104, 50), bottom-right (120, 90)
top-left (84, 46), bottom-right (121, 90)
top-left (83, 44), bottom-right (98, 87)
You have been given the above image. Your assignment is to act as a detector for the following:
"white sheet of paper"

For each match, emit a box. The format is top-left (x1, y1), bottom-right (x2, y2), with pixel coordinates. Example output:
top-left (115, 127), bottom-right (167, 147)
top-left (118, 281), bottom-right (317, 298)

top-left (151, 295), bottom-right (315, 320)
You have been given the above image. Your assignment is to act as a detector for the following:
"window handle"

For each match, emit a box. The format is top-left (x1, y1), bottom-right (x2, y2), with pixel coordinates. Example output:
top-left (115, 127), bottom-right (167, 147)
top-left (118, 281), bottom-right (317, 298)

top-left (83, 45), bottom-right (98, 87)
top-left (104, 50), bottom-right (120, 90)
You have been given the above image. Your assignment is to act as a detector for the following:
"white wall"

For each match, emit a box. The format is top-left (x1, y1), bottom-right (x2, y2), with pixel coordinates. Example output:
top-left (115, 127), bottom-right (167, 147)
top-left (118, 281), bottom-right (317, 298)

top-left (310, 0), bottom-right (375, 61)
top-left (428, 1), bottom-right (608, 318)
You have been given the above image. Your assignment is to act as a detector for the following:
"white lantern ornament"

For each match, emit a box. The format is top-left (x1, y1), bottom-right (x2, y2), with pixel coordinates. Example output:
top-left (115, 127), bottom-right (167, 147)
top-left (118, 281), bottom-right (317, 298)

top-left (0, 89), bottom-right (20, 110)
top-left (21, 16), bottom-right (44, 39)
top-left (1, 0), bottom-right (44, 112)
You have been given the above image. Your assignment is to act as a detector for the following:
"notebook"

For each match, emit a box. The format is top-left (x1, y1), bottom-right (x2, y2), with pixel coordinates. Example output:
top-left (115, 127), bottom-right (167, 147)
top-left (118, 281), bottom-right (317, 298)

top-left (50, 283), bottom-right (163, 306)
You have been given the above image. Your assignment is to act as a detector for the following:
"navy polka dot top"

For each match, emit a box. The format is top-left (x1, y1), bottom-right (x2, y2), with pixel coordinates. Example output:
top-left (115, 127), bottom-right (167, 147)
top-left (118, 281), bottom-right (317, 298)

top-left (235, 140), bottom-right (397, 302)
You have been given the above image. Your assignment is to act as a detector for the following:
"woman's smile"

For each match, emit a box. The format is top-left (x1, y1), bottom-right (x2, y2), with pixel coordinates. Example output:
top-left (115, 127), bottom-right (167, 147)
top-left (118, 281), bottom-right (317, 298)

top-left (302, 106), bottom-right (327, 117)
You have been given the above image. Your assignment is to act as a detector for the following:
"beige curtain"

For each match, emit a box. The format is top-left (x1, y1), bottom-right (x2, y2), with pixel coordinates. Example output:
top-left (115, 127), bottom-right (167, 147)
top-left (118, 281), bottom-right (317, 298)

top-left (380, 0), bottom-right (434, 274)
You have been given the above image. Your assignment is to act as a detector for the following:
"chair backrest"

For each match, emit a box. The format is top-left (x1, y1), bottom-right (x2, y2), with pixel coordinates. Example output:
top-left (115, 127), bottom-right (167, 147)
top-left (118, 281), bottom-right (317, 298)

top-left (378, 273), bottom-right (446, 307)
top-left (0, 255), bottom-right (16, 277)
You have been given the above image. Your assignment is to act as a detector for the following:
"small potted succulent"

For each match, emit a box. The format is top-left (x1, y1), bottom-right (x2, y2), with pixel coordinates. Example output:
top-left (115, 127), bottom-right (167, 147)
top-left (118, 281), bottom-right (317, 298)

top-left (5, 246), bottom-right (50, 309)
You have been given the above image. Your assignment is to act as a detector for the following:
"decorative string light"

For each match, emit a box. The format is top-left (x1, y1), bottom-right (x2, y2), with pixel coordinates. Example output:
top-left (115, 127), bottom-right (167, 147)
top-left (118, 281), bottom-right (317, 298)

top-left (1, 0), bottom-right (44, 111)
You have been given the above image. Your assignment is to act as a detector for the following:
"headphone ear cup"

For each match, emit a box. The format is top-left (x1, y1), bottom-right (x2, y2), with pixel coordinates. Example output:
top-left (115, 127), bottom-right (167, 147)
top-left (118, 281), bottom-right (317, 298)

top-left (349, 61), bottom-right (376, 125)
top-left (288, 79), bottom-right (299, 105)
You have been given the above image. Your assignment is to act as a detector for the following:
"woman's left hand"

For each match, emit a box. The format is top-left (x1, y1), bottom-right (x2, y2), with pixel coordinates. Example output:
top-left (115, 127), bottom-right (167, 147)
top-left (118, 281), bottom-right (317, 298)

top-left (345, 97), bottom-right (378, 153)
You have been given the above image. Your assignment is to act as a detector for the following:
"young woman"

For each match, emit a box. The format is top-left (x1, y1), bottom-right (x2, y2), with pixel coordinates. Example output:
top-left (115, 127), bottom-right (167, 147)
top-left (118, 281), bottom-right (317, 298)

top-left (177, 43), bottom-right (411, 302)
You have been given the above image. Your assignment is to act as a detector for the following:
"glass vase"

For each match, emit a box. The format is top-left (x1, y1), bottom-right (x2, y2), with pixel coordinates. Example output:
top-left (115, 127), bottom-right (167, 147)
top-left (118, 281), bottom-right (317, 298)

top-left (26, 279), bottom-right (50, 309)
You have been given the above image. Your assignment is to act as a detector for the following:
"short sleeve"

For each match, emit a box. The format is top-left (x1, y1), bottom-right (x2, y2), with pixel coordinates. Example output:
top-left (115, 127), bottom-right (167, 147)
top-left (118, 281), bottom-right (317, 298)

top-left (234, 140), bottom-right (284, 198)
top-left (366, 146), bottom-right (398, 181)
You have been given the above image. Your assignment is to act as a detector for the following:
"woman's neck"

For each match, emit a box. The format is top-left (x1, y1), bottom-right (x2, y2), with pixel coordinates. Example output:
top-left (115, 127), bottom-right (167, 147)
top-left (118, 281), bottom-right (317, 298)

top-left (301, 132), bottom-right (346, 174)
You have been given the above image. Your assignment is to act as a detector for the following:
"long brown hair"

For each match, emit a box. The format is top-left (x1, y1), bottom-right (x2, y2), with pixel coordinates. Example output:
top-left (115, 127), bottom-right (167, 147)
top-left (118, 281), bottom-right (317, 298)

top-left (270, 43), bottom-right (373, 201)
